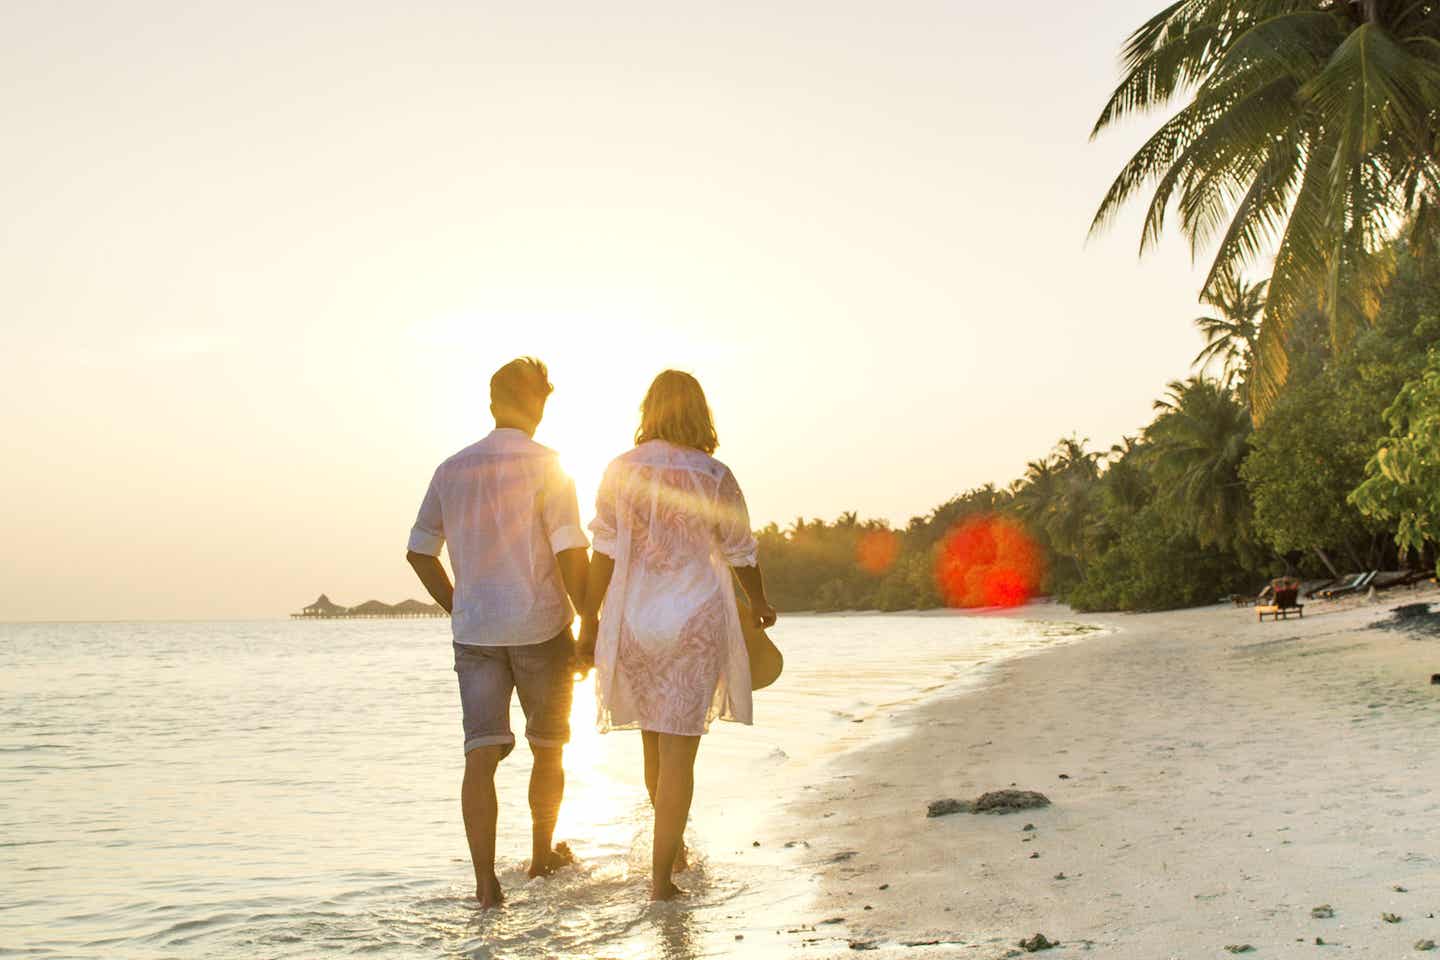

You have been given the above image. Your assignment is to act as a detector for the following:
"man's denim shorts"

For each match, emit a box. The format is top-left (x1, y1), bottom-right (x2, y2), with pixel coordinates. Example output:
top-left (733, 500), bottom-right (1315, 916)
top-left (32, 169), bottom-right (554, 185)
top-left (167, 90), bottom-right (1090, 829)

top-left (453, 629), bottom-right (574, 757)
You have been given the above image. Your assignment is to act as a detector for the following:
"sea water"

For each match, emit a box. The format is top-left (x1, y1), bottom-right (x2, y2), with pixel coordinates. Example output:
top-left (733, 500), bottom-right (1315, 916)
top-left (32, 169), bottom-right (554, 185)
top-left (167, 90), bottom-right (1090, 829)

top-left (1, 611), bottom-right (1098, 958)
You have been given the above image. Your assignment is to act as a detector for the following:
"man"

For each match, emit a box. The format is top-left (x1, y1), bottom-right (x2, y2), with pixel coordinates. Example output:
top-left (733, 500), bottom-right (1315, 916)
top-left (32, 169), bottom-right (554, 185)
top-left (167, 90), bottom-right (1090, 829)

top-left (406, 357), bottom-right (589, 909)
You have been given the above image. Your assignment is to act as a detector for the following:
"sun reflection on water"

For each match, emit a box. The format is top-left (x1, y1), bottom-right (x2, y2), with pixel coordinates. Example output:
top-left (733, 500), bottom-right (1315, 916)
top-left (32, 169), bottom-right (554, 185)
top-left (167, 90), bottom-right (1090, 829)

top-left (552, 667), bottom-right (645, 862)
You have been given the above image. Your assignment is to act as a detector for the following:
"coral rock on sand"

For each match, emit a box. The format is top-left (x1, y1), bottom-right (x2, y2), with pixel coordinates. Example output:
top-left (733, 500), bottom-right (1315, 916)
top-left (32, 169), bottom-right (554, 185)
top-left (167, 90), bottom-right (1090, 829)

top-left (1223, 945), bottom-right (1254, 954)
top-left (928, 790), bottom-right (1051, 818)
top-left (973, 790), bottom-right (1052, 814)
top-left (1312, 904), bottom-right (1335, 918)
top-left (1384, 912), bottom-right (1403, 923)
top-left (1017, 932), bottom-right (1058, 951)
top-left (1416, 939), bottom-right (1437, 951)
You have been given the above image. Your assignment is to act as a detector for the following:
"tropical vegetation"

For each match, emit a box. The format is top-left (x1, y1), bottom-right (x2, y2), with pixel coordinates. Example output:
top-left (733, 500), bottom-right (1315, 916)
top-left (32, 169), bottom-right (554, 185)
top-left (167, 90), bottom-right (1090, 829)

top-left (756, 3), bottom-right (1440, 613)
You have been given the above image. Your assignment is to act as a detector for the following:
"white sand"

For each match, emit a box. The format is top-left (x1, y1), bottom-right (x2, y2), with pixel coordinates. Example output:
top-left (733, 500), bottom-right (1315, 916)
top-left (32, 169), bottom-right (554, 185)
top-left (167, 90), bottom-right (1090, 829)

top-left (779, 588), bottom-right (1440, 957)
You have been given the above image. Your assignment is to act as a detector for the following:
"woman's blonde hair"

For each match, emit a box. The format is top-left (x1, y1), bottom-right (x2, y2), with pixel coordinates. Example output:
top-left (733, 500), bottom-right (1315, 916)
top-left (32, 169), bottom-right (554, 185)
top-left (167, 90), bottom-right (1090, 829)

top-left (636, 370), bottom-right (718, 453)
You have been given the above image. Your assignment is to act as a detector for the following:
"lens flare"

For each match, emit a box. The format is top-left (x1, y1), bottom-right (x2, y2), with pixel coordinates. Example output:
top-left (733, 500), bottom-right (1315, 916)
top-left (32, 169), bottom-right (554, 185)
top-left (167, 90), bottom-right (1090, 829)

top-left (856, 528), bottom-right (900, 575)
top-left (934, 514), bottom-right (1043, 608)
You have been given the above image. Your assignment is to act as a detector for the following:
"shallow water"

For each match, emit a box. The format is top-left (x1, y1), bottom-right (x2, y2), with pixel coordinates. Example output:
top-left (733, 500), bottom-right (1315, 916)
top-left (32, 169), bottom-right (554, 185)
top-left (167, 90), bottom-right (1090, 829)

top-left (1, 611), bottom-right (1097, 958)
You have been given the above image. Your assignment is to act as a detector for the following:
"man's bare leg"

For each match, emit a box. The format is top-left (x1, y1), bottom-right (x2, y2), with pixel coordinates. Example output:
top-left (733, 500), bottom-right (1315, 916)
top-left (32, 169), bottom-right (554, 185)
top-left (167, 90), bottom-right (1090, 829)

top-left (526, 744), bottom-right (574, 877)
top-left (642, 731), bottom-right (687, 872)
top-left (461, 745), bottom-right (507, 908)
top-left (650, 732), bottom-right (701, 900)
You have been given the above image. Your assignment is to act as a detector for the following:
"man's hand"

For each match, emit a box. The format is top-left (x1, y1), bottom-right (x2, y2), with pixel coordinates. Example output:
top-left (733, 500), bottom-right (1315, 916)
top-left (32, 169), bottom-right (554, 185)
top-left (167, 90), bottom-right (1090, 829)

top-left (750, 599), bottom-right (778, 629)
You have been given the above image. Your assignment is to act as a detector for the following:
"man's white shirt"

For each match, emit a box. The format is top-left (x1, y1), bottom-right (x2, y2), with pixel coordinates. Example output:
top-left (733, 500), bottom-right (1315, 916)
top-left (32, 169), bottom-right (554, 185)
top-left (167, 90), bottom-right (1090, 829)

top-left (408, 429), bottom-right (587, 646)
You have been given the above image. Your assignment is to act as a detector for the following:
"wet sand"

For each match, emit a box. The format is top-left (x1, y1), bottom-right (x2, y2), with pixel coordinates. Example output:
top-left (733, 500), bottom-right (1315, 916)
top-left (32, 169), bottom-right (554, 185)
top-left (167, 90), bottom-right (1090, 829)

top-left (775, 590), bottom-right (1440, 957)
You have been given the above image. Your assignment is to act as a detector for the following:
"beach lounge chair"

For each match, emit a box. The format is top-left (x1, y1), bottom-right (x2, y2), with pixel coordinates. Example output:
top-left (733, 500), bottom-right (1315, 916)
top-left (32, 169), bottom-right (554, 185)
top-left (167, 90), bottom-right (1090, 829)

top-left (1317, 572), bottom-right (1362, 598)
top-left (1257, 578), bottom-right (1304, 622)
top-left (1319, 570), bottom-right (1377, 599)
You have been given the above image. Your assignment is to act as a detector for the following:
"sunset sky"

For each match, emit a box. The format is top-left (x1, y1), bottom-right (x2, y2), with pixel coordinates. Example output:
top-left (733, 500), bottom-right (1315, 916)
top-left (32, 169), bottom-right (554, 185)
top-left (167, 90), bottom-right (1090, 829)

top-left (2, 1), bottom-right (1220, 621)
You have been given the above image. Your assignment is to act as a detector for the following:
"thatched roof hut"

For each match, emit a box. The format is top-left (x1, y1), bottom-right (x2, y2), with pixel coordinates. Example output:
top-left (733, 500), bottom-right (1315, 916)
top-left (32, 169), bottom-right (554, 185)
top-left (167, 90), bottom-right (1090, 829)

top-left (299, 594), bottom-right (347, 617)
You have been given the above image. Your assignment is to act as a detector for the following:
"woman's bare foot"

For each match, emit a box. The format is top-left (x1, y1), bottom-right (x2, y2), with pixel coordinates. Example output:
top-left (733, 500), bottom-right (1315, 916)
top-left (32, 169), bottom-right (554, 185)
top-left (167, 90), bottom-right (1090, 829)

top-left (527, 841), bottom-right (577, 878)
top-left (672, 840), bottom-right (689, 874)
top-left (476, 874), bottom-right (505, 909)
top-left (650, 880), bottom-right (687, 901)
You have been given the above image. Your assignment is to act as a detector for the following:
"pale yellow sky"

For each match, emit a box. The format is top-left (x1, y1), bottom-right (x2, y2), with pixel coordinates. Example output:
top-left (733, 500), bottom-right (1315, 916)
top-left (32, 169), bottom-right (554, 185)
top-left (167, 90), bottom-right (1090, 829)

top-left (2, 1), bottom-right (1218, 621)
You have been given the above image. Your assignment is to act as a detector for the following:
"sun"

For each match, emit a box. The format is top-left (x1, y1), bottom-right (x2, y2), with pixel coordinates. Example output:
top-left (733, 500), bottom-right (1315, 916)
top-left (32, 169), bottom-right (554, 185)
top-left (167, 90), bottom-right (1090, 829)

top-left (540, 420), bottom-right (621, 526)
top-left (536, 390), bottom-right (635, 527)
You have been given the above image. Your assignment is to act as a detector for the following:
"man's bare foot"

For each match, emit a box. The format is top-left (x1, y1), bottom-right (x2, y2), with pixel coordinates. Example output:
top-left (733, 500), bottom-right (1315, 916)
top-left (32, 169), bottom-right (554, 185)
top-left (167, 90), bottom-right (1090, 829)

top-left (650, 880), bottom-right (686, 901)
top-left (672, 840), bottom-right (689, 874)
top-left (476, 874), bottom-right (505, 909)
top-left (527, 841), bottom-right (578, 878)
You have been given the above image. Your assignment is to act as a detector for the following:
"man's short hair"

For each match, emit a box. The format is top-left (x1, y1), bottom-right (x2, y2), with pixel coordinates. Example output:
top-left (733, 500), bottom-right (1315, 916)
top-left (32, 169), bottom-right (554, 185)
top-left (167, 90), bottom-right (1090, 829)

top-left (490, 357), bottom-right (554, 420)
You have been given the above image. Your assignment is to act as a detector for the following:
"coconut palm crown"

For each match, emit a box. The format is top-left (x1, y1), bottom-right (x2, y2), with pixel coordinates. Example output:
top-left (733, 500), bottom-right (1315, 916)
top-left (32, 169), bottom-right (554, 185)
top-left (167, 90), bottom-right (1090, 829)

top-left (1090, 0), bottom-right (1440, 419)
top-left (1192, 271), bottom-right (1267, 387)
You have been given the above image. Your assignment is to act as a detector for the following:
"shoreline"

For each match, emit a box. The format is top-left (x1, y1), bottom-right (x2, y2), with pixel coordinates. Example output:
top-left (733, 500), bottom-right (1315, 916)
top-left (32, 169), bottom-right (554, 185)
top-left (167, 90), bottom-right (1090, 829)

top-left (764, 588), bottom-right (1440, 957)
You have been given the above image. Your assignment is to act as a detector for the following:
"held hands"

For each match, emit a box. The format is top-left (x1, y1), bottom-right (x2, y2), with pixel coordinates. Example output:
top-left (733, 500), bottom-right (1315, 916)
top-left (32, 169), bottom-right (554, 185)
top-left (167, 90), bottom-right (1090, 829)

top-left (572, 616), bottom-right (599, 678)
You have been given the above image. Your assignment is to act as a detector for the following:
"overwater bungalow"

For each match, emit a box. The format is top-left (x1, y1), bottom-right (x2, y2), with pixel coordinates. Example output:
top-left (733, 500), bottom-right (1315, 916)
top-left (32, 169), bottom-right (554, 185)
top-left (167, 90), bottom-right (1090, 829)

top-left (291, 594), bottom-right (445, 619)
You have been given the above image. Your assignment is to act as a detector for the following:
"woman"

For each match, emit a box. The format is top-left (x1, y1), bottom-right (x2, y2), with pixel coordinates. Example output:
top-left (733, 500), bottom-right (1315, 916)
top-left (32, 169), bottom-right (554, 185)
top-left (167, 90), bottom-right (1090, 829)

top-left (577, 370), bottom-right (777, 901)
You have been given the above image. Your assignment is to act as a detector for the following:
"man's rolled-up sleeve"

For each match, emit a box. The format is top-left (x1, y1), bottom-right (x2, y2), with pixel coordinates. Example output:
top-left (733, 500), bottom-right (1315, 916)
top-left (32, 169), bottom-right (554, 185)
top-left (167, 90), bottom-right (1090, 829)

top-left (407, 472), bottom-right (446, 556)
top-left (544, 462), bottom-right (589, 554)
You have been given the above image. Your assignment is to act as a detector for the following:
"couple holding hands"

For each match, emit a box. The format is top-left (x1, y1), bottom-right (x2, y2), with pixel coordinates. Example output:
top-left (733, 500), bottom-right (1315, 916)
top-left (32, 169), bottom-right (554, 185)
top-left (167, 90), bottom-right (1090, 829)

top-left (405, 358), bottom-right (777, 906)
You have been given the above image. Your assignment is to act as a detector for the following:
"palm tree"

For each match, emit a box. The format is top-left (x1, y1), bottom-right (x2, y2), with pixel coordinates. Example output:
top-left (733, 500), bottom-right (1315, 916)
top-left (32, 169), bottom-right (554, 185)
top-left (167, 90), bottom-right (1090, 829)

top-left (1090, 1), bottom-right (1440, 418)
top-left (1048, 438), bottom-right (1102, 569)
top-left (1193, 272), bottom-right (1267, 387)
top-left (1086, 437), bottom-right (1155, 553)
top-left (1011, 456), bottom-right (1061, 530)
top-left (1012, 439), bottom-right (1100, 576)
top-left (1144, 377), bottom-right (1255, 553)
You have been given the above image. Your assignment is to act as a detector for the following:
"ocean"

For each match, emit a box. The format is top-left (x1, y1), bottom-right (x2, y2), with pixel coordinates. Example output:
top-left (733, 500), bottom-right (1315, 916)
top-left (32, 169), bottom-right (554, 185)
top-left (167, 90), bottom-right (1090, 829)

top-left (1, 611), bottom-right (1097, 958)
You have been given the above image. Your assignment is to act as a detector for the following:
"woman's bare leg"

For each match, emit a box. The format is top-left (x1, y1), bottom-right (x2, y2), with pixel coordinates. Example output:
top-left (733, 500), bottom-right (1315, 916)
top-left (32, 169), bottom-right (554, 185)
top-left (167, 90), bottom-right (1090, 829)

top-left (642, 731), bottom-right (689, 873)
top-left (650, 732), bottom-right (701, 900)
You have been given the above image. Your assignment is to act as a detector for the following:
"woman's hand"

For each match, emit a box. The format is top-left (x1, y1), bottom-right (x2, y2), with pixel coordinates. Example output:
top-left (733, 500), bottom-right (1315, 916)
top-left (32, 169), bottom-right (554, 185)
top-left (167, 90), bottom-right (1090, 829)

top-left (750, 599), bottom-right (777, 629)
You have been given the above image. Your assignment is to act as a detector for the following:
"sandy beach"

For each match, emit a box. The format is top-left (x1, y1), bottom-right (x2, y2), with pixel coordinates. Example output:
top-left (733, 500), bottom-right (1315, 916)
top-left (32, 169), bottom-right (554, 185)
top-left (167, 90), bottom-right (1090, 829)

top-left (778, 590), bottom-right (1440, 958)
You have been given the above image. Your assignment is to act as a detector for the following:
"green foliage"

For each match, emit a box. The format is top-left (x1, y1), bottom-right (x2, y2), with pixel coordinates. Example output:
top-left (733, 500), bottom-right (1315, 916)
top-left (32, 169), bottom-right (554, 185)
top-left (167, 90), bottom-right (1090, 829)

top-left (1245, 244), bottom-right (1439, 565)
top-left (1145, 378), bottom-right (1256, 557)
top-left (1352, 348), bottom-right (1440, 573)
top-left (1242, 371), bottom-right (1378, 561)
top-left (1060, 384), bottom-right (1266, 612)
top-left (1066, 502), bottom-right (1256, 612)
top-left (1090, 0), bottom-right (1440, 417)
